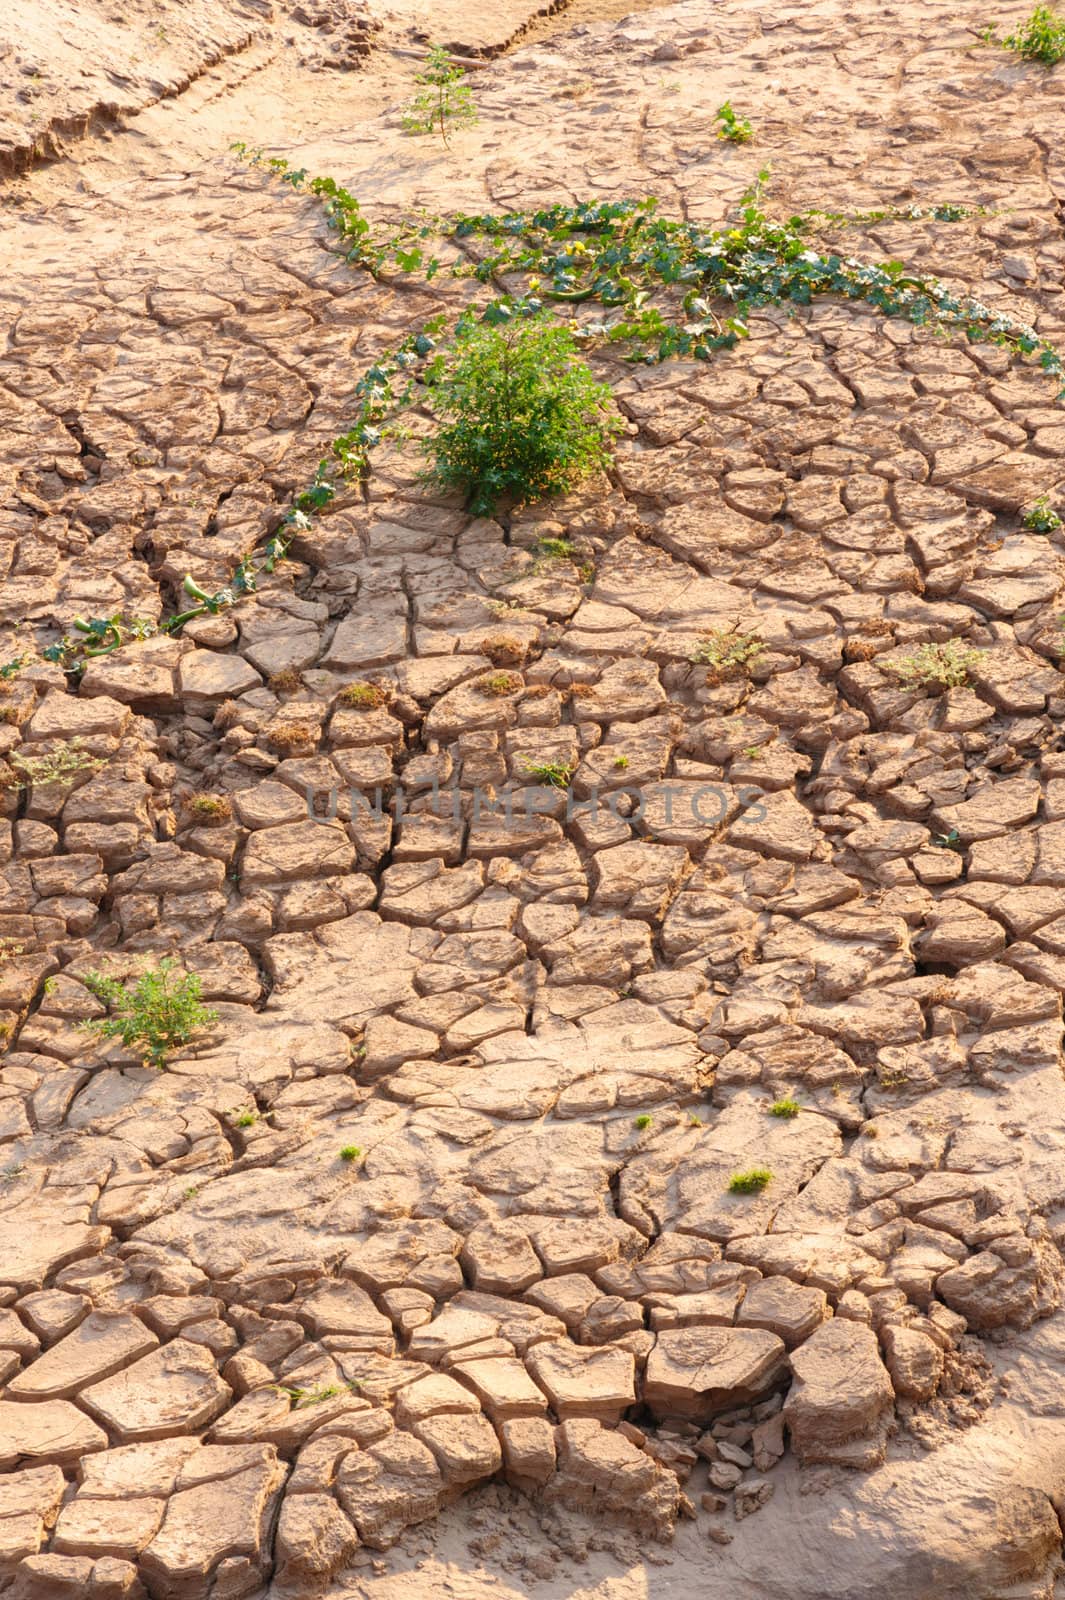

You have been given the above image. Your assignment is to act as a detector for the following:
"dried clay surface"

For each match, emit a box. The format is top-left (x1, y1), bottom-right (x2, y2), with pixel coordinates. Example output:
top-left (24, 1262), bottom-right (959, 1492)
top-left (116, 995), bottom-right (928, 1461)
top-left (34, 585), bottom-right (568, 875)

top-left (2, 2), bottom-right (1065, 1599)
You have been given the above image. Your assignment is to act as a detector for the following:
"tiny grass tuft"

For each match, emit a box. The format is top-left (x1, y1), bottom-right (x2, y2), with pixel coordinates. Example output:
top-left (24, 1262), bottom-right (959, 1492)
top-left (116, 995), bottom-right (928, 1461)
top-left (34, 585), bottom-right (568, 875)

top-left (728, 1167), bottom-right (773, 1194)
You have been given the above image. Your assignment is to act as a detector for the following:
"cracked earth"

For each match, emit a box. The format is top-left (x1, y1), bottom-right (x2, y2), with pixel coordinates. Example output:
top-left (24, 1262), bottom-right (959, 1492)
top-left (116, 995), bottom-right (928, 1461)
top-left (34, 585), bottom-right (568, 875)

top-left (2, 0), bottom-right (1065, 1597)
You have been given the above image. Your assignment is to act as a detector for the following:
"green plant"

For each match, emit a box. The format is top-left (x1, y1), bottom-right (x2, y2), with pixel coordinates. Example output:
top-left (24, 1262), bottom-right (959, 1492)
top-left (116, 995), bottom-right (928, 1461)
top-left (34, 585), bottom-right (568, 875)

top-left (81, 959), bottom-right (217, 1069)
top-left (889, 640), bottom-right (982, 690)
top-left (477, 671), bottom-right (524, 697)
top-left (183, 1185), bottom-right (200, 1201)
top-left (184, 793), bottom-right (232, 825)
top-left (4, 742), bottom-right (104, 791)
top-left (742, 745), bottom-right (763, 759)
top-left (340, 1145), bottom-right (362, 1163)
top-left (1, 1163), bottom-right (25, 1182)
top-left (728, 1168), bottom-right (773, 1194)
top-left (634, 1114), bottom-right (654, 1130)
top-left (535, 537), bottom-right (577, 561)
top-left (275, 1381), bottom-right (360, 1407)
top-left (933, 829), bottom-right (964, 852)
top-left (235, 1110), bottom-right (259, 1129)
top-left (43, 145), bottom-right (1065, 691)
top-left (425, 318), bottom-right (621, 516)
top-left (338, 681), bottom-right (390, 709)
top-left (1002, 5), bottom-right (1065, 63)
top-left (402, 45), bottom-right (478, 144)
top-left (716, 100), bottom-right (753, 143)
top-left (0, 653), bottom-right (29, 683)
top-left (769, 1098), bottom-right (800, 1119)
top-left (613, 755), bottom-right (629, 770)
top-left (690, 629), bottom-right (764, 684)
top-left (1023, 495), bottom-right (1062, 533)
top-left (519, 755), bottom-right (575, 789)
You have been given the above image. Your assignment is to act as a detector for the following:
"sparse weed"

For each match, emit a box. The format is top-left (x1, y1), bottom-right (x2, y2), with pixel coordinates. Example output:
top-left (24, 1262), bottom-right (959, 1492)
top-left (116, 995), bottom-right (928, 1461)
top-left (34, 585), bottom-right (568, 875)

top-left (265, 721), bottom-right (318, 754)
top-left (634, 1114), bottom-right (654, 1130)
top-left (338, 681), bottom-right (390, 710)
top-left (1023, 495), bottom-right (1062, 533)
top-left (769, 1098), bottom-right (800, 1119)
top-left (82, 959), bottom-right (217, 1069)
top-left (269, 669), bottom-right (303, 694)
top-left (519, 755), bottom-right (575, 789)
top-left (691, 629), bottom-right (764, 684)
top-left (480, 634), bottom-right (527, 666)
top-left (728, 1167), bottom-right (773, 1194)
top-left (716, 100), bottom-right (753, 143)
top-left (612, 755), bottom-right (629, 770)
top-left (402, 46), bottom-right (478, 144)
top-left (933, 829), bottom-right (964, 852)
top-left (1001, 5), bottom-right (1065, 63)
top-left (477, 671), bottom-right (524, 697)
top-left (5, 742), bottom-right (104, 791)
top-left (275, 1380), bottom-right (360, 1407)
top-left (184, 793), bottom-right (232, 826)
top-left (535, 537), bottom-right (577, 561)
top-left (340, 1145), bottom-right (363, 1163)
top-left (890, 640), bottom-right (982, 690)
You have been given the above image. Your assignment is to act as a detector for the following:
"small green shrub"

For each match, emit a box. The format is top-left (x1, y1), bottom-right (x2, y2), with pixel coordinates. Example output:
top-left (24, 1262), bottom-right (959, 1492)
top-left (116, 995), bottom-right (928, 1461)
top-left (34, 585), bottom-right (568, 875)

top-left (1002, 5), bottom-right (1065, 63)
top-left (613, 755), bottom-right (629, 770)
top-left (82, 959), bottom-right (217, 1068)
top-left (634, 1114), bottom-right (653, 1130)
top-left (425, 318), bottom-right (621, 516)
top-left (402, 45), bottom-right (478, 142)
top-left (728, 1167), bottom-right (773, 1194)
top-left (690, 629), bottom-right (764, 684)
top-left (716, 100), bottom-right (753, 143)
top-left (769, 1098), bottom-right (800, 1119)
top-left (340, 1145), bottom-right (362, 1163)
top-left (1023, 495), bottom-right (1062, 533)
top-left (890, 640), bottom-right (982, 690)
